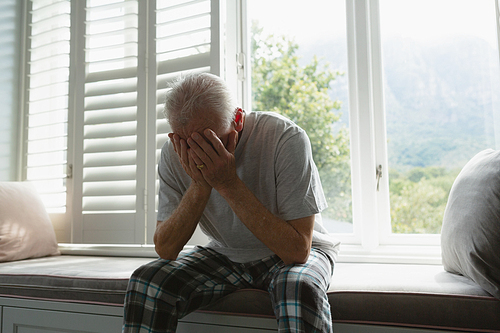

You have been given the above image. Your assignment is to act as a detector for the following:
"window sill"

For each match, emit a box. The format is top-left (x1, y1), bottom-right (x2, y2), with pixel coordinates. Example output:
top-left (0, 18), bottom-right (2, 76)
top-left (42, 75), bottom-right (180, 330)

top-left (337, 244), bottom-right (442, 265)
top-left (59, 243), bottom-right (442, 265)
top-left (58, 243), bottom-right (159, 258)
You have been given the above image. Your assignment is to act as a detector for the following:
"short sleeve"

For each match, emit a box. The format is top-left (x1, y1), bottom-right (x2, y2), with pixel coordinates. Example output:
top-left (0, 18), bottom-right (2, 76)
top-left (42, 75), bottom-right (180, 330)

top-left (275, 129), bottom-right (327, 221)
top-left (157, 141), bottom-right (184, 222)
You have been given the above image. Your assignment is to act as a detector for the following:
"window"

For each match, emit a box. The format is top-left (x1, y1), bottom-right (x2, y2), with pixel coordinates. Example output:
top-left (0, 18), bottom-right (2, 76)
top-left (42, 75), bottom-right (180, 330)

top-left (245, 0), bottom-right (500, 262)
top-left (248, 0), bottom-right (352, 234)
top-left (22, 0), bottom-right (222, 245)
top-left (379, 0), bottom-right (500, 236)
top-left (21, 0), bottom-right (500, 263)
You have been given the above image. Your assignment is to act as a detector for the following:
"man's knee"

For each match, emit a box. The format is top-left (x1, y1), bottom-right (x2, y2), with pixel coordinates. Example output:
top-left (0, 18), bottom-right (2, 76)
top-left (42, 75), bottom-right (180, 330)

top-left (127, 259), bottom-right (175, 292)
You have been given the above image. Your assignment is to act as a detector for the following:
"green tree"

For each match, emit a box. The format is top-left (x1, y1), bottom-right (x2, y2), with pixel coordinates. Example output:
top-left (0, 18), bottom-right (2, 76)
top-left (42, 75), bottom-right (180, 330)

top-left (389, 166), bottom-right (459, 233)
top-left (251, 22), bottom-right (352, 222)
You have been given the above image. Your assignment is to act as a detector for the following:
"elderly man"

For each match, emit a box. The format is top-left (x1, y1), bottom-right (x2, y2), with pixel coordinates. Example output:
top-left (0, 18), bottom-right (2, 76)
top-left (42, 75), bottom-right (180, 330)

top-left (123, 73), bottom-right (339, 333)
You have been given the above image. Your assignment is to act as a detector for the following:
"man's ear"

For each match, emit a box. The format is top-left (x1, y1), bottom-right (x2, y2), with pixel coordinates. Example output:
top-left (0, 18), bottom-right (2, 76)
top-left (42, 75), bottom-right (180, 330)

top-left (234, 108), bottom-right (245, 132)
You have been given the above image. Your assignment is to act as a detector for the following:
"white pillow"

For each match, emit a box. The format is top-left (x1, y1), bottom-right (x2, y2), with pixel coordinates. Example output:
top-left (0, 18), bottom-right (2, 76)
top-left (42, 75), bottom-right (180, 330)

top-left (0, 182), bottom-right (60, 262)
top-left (441, 149), bottom-right (500, 299)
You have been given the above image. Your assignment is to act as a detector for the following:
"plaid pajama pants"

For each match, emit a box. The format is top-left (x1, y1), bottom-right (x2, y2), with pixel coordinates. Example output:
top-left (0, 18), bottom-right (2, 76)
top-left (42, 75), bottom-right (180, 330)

top-left (123, 246), bottom-right (334, 333)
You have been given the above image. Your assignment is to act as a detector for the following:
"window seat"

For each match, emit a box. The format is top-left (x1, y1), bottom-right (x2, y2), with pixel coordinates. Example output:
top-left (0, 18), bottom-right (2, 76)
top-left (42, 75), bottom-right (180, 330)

top-left (0, 255), bottom-right (498, 333)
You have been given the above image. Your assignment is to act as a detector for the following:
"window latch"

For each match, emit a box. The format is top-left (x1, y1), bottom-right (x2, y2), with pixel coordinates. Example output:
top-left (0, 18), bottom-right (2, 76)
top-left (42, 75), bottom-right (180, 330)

top-left (376, 164), bottom-right (382, 191)
top-left (66, 164), bottom-right (73, 179)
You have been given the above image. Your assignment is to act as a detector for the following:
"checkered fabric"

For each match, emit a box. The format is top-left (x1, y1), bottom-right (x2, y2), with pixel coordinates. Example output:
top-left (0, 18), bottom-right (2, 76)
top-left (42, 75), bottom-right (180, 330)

top-left (123, 246), bottom-right (333, 333)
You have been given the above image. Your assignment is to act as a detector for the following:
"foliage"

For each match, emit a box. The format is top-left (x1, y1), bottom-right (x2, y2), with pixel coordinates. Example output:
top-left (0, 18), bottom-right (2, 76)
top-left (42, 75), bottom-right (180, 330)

top-left (389, 167), bottom-right (459, 233)
top-left (250, 22), bottom-right (352, 222)
top-left (250, 22), bottom-right (461, 233)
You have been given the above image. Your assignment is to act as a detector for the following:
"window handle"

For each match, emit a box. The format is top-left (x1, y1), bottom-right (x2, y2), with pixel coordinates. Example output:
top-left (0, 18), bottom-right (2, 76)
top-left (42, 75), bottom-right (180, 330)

top-left (66, 164), bottom-right (73, 179)
top-left (376, 164), bottom-right (382, 191)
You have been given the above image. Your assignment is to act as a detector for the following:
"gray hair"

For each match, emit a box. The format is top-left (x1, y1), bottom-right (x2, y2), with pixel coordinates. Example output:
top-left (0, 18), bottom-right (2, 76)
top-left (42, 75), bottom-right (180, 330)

top-left (163, 73), bottom-right (236, 131)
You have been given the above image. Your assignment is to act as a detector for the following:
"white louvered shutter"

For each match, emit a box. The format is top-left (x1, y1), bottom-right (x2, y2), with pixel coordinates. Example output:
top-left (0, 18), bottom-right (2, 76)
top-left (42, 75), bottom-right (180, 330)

top-left (25, 0), bottom-right (71, 213)
top-left (79, 0), bottom-right (142, 243)
top-left (22, 0), bottom-right (225, 245)
top-left (155, 0), bottom-right (215, 210)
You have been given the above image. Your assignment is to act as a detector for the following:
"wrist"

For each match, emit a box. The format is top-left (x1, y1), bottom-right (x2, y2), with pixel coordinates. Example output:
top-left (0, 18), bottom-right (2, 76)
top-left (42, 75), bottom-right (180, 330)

top-left (189, 181), bottom-right (212, 199)
top-left (215, 177), bottom-right (244, 200)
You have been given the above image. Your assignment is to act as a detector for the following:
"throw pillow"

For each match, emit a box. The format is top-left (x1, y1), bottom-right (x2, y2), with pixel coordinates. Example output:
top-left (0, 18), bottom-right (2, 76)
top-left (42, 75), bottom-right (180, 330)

top-left (0, 182), bottom-right (60, 262)
top-left (441, 149), bottom-right (500, 299)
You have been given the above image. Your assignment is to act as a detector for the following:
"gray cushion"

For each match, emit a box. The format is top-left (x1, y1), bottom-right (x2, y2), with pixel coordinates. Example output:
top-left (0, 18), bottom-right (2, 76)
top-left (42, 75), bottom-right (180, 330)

top-left (0, 255), bottom-right (151, 305)
top-left (441, 149), bottom-right (500, 299)
top-left (0, 256), bottom-right (498, 331)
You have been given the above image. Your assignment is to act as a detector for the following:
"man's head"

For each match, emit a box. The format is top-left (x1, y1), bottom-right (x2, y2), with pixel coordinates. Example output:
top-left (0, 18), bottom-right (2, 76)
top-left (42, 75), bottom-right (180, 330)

top-left (164, 72), bottom-right (244, 148)
top-left (164, 73), bottom-right (235, 131)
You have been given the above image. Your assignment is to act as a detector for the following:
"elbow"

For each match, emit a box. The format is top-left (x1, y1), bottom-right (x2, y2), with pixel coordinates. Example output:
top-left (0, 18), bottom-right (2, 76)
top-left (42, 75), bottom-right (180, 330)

top-left (153, 229), bottom-right (181, 260)
top-left (294, 248), bottom-right (311, 265)
top-left (154, 241), bottom-right (180, 261)
top-left (282, 244), bottom-right (311, 266)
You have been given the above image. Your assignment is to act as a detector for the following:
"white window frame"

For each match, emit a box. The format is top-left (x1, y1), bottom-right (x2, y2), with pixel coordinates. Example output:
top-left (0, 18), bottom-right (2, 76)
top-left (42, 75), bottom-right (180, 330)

top-left (236, 0), bottom-right (500, 264)
top-left (22, 0), bottom-right (500, 263)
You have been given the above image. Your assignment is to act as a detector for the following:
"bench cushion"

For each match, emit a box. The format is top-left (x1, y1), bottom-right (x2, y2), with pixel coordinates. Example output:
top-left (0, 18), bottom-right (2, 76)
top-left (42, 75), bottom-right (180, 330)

top-left (0, 256), bottom-right (498, 332)
top-left (0, 255), bottom-right (147, 305)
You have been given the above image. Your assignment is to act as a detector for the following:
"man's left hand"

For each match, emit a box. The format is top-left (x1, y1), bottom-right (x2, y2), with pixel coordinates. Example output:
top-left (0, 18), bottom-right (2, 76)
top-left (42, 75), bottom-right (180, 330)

top-left (187, 129), bottom-right (239, 192)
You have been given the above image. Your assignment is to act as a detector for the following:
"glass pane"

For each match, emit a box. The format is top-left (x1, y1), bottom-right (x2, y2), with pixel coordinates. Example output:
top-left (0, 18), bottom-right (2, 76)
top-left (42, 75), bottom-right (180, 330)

top-left (248, 0), bottom-right (352, 233)
top-left (380, 0), bottom-right (500, 234)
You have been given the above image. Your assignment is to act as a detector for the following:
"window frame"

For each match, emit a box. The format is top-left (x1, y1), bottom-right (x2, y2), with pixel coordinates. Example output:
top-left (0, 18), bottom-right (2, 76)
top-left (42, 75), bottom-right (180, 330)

top-left (21, 0), bottom-right (500, 264)
top-left (239, 0), bottom-right (499, 263)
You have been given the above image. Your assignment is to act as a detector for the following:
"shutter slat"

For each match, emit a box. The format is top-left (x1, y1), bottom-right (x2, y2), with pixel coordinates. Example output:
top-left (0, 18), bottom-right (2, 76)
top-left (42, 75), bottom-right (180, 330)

top-left (85, 77), bottom-right (137, 97)
top-left (84, 121), bottom-right (136, 140)
top-left (86, 67), bottom-right (137, 83)
top-left (84, 107), bottom-right (136, 125)
top-left (28, 150), bottom-right (66, 167)
top-left (83, 180), bottom-right (136, 196)
top-left (156, 13), bottom-right (209, 37)
top-left (84, 92), bottom-right (137, 110)
top-left (84, 165), bottom-right (136, 182)
top-left (157, 53), bottom-right (210, 76)
top-left (84, 151), bottom-right (136, 168)
top-left (82, 196), bottom-right (136, 212)
top-left (84, 136), bottom-right (136, 154)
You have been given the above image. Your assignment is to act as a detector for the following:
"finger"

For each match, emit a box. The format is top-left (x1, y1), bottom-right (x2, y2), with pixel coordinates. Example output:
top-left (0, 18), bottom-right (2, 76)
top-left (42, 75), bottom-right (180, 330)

top-left (188, 132), bottom-right (219, 165)
top-left (226, 130), bottom-right (238, 154)
top-left (203, 129), bottom-right (226, 156)
top-left (188, 151), bottom-right (200, 173)
top-left (189, 149), bottom-right (205, 169)
top-left (171, 133), bottom-right (183, 155)
top-left (168, 133), bottom-right (178, 154)
top-left (179, 138), bottom-right (190, 166)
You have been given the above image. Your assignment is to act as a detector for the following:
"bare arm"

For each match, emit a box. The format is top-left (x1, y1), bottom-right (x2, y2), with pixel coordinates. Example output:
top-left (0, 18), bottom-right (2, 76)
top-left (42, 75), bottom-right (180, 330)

top-left (154, 183), bottom-right (211, 260)
top-left (189, 129), bottom-right (314, 265)
top-left (154, 134), bottom-right (212, 260)
top-left (218, 179), bottom-right (314, 265)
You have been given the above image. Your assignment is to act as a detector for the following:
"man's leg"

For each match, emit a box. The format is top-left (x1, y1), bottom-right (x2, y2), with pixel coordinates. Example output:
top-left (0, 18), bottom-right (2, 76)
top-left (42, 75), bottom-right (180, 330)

top-left (122, 246), bottom-right (251, 333)
top-left (267, 248), bottom-right (334, 333)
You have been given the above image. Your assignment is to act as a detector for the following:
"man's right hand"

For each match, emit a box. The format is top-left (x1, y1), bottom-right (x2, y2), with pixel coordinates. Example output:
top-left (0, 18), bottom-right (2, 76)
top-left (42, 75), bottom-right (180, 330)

top-left (169, 133), bottom-right (212, 192)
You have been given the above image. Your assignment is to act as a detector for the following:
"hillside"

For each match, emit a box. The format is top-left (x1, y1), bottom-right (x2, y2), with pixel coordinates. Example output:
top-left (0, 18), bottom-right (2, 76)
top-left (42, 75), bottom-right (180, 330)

top-left (300, 35), bottom-right (500, 171)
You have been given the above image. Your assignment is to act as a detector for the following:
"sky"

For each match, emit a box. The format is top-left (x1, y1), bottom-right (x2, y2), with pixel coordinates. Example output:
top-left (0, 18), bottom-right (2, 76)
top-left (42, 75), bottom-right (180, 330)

top-left (247, 0), bottom-right (499, 48)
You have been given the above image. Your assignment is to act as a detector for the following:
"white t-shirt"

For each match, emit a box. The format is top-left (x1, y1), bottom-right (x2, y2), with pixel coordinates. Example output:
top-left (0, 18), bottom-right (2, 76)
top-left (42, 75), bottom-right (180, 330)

top-left (157, 111), bottom-right (340, 263)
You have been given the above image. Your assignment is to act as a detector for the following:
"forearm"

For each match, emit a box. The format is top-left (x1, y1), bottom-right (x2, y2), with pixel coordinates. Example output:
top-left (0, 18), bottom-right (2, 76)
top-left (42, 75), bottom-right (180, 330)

top-left (154, 183), bottom-right (211, 260)
top-left (217, 179), bottom-right (312, 265)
